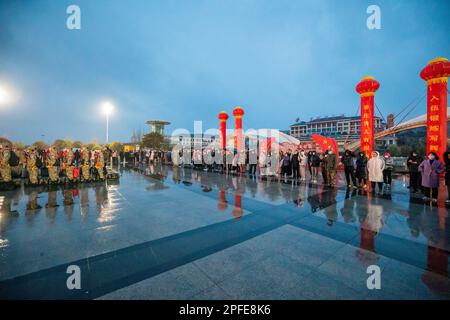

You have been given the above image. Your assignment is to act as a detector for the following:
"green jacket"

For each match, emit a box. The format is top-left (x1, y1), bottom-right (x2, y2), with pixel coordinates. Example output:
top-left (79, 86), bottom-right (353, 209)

top-left (323, 153), bottom-right (337, 172)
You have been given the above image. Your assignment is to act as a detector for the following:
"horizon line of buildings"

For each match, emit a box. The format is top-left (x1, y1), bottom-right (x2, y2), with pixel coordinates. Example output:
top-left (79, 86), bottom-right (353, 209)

top-left (121, 113), bottom-right (397, 151)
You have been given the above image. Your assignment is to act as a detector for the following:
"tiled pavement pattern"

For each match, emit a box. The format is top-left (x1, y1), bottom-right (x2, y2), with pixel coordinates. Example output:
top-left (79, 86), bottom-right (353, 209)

top-left (0, 165), bottom-right (449, 299)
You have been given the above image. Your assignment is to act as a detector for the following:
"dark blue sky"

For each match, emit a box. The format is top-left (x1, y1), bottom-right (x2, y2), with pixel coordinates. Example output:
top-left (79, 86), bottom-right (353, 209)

top-left (0, 0), bottom-right (449, 144)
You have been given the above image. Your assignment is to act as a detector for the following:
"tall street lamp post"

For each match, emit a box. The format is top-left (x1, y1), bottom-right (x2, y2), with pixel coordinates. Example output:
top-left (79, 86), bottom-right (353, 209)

top-left (101, 101), bottom-right (114, 143)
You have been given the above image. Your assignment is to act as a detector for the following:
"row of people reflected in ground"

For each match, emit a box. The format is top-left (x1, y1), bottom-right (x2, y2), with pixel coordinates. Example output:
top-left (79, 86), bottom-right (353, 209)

top-left (0, 182), bottom-right (109, 222)
top-left (173, 148), bottom-right (450, 204)
top-left (0, 145), bottom-right (118, 187)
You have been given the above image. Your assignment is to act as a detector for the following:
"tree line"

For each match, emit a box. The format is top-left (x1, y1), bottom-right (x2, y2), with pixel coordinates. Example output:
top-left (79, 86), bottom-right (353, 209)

top-left (10, 139), bottom-right (124, 152)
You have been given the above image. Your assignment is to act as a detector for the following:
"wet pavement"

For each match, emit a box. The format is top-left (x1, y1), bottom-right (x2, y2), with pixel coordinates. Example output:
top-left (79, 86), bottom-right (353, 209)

top-left (0, 165), bottom-right (449, 299)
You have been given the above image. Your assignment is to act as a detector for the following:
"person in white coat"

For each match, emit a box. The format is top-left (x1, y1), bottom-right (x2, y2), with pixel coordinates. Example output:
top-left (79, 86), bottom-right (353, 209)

top-left (299, 149), bottom-right (308, 181)
top-left (259, 151), bottom-right (267, 177)
top-left (367, 151), bottom-right (385, 194)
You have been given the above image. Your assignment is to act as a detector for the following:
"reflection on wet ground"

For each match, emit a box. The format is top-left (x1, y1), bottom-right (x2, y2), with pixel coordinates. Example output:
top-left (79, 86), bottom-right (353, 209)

top-left (0, 164), bottom-right (449, 299)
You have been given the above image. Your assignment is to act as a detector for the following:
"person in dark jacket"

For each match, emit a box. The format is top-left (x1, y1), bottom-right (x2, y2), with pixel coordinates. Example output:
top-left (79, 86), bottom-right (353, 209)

top-left (248, 149), bottom-right (257, 176)
top-left (310, 151), bottom-right (320, 183)
top-left (444, 149), bottom-right (450, 204)
top-left (281, 151), bottom-right (292, 178)
top-left (407, 150), bottom-right (422, 193)
top-left (355, 151), bottom-right (368, 190)
top-left (342, 150), bottom-right (357, 188)
top-left (291, 150), bottom-right (300, 181)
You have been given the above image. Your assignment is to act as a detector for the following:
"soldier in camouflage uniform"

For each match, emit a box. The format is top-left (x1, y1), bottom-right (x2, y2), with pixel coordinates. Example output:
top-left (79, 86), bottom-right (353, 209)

top-left (47, 147), bottom-right (59, 184)
top-left (0, 144), bottom-right (12, 183)
top-left (64, 148), bottom-right (75, 183)
top-left (95, 150), bottom-right (105, 180)
top-left (81, 147), bottom-right (91, 182)
top-left (26, 148), bottom-right (39, 185)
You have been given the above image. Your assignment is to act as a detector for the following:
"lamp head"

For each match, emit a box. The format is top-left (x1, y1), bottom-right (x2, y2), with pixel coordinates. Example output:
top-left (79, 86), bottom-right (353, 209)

top-left (101, 101), bottom-right (114, 116)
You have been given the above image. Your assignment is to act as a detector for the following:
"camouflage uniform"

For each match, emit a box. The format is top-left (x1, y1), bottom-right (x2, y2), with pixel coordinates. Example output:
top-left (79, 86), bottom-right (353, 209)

top-left (96, 150), bottom-right (105, 180)
top-left (81, 148), bottom-right (91, 182)
top-left (0, 146), bottom-right (12, 183)
top-left (65, 149), bottom-right (74, 182)
top-left (26, 149), bottom-right (39, 185)
top-left (47, 148), bottom-right (59, 183)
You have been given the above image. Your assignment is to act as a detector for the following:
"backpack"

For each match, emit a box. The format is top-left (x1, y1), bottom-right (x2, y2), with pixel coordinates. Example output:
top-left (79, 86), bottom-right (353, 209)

top-left (9, 151), bottom-right (20, 166)
top-left (36, 157), bottom-right (43, 168)
top-left (40, 166), bottom-right (48, 177)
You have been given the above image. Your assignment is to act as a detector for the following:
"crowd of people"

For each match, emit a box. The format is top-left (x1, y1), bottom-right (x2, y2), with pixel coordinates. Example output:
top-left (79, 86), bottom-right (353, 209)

top-left (123, 149), bottom-right (171, 165)
top-left (2, 142), bottom-right (450, 204)
top-left (165, 147), bottom-right (450, 204)
top-left (0, 144), bottom-right (117, 188)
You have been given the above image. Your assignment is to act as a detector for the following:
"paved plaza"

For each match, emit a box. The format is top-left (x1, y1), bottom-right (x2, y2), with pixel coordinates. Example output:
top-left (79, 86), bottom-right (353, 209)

top-left (0, 165), bottom-right (449, 300)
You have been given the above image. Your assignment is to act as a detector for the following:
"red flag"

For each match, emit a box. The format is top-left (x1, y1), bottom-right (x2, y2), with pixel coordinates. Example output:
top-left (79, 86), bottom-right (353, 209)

top-left (311, 134), bottom-right (338, 154)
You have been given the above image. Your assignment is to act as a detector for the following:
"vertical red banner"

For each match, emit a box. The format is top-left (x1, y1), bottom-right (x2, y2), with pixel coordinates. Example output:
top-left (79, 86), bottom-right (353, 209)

top-left (356, 76), bottom-right (380, 158)
top-left (360, 95), bottom-right (374, 156)
top-left (420, 58), bottom-right (450, 159)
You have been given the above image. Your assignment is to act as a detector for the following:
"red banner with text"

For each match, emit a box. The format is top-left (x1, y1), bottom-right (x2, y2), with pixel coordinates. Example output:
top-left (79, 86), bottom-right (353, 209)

top-left (426, 81), bottom-right (448, 159)
top-left (360, 95), bottom-right (374, 157)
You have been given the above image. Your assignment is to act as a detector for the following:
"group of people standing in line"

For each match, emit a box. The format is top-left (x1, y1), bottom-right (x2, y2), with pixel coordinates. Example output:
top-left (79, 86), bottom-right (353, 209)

top-left (284, 148), bottom-right (450, 204)
top-left (272, 148), bottom-right (450, 204)
top-left (0, 144), bottom-right (115, 188)
top-left (2, 141), bottom-right (450, 204)
top-left (272, 149), bottom-right (398, 194)
top-left (171, 147), bottom-right (450, 204)
top-left (123, 149), bottom-right (171, 165)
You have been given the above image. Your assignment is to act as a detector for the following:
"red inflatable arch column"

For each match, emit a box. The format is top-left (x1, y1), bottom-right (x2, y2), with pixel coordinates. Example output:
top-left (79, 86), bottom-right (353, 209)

top-left (232, 106), bottom-right (245, 152)
top-left (218, 111), bottom-right (229, 150)
top-left (356, 76), bottom-right (380, 158)
top-left (420, 57), bottom-right (450, 159)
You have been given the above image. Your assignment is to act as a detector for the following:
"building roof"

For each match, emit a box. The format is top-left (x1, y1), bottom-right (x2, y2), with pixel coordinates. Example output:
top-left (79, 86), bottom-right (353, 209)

top-left (170, 133), bottom-right (216, 138)
top-left (146, 120), bottom-right (171, 125)
top-left (290, 115), bottom-right (382, 127)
